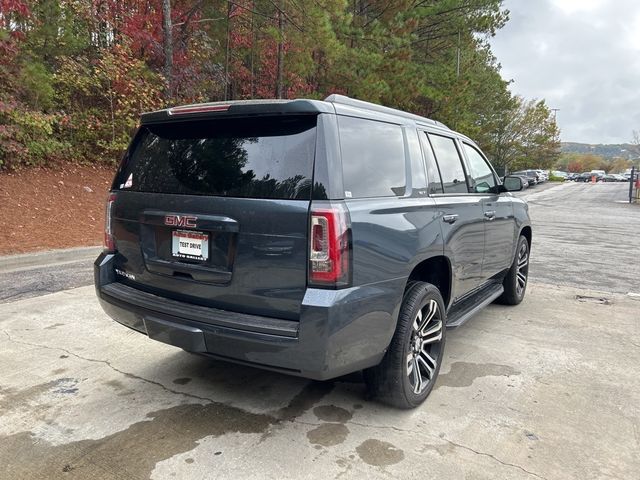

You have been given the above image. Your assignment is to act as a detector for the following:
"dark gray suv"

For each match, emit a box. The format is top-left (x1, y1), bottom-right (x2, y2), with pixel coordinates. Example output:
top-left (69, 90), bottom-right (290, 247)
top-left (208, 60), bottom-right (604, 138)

top-left (95, 95), bottom-right (531, 408)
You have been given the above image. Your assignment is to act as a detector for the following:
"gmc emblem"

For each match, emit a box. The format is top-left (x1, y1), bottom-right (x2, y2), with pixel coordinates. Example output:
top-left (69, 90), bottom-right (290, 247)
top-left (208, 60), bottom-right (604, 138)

top-left (164, 215), bottom-right (197, 228)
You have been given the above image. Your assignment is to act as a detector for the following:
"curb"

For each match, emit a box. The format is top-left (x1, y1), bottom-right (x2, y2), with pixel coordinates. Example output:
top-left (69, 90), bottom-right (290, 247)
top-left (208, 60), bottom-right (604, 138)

top-left (0, 246), bottom-right (102, 273)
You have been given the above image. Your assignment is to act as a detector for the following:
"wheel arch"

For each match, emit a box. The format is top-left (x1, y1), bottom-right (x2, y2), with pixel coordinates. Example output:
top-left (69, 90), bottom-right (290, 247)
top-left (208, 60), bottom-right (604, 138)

top-left (520, 225), bottom-right (532, 250)
top-left (405, 255), bottom-right (452, 308)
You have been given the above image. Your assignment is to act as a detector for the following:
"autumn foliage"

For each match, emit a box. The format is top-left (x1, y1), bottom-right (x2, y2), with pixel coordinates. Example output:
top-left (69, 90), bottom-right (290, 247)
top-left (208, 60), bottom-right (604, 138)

top-left (0, 0), bottom-right (559, 170)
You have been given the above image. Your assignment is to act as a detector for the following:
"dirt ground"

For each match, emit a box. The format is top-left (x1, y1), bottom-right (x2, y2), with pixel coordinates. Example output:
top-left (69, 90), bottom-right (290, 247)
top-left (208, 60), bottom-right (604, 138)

top-left (0, 164), bottom-right (114, 255)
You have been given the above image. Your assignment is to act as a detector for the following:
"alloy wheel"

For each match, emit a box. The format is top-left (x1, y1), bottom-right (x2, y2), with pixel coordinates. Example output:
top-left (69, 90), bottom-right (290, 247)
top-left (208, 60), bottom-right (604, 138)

top-left (516, 241), bottom-right (529, 297)
top-left (406, 299), bottom-right (443, 395)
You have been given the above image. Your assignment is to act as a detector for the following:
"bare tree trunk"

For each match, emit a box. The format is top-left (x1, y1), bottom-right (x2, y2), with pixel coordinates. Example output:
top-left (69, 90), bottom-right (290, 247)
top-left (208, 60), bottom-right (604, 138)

top-left (162, 0), bottom-right (173, 99)
top-left (250, 11), bottom-right (256, 98)
top-left (224, 2), bottom-right (232, 101)
top-left (275, 5), bottom-right (284, 99)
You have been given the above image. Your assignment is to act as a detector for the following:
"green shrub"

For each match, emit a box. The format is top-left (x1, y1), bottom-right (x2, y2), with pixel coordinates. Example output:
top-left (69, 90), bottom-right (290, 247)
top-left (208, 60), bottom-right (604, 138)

top-left (0, 101), bottom-right (70, 169)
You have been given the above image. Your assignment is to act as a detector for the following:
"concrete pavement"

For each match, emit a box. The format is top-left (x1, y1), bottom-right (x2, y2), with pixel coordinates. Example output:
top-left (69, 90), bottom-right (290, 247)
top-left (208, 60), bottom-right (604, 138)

top-left (0, 283), bottom-right (638, 479)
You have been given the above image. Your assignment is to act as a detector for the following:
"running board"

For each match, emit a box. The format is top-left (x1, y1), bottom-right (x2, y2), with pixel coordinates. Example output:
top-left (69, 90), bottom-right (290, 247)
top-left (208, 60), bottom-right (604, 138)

top-left (446, 283), bottom-right (504, 328)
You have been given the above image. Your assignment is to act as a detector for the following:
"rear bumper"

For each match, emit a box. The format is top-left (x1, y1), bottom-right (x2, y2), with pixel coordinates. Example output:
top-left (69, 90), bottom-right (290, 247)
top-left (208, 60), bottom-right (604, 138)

top-left (95, 253), bottom-right (404, 380)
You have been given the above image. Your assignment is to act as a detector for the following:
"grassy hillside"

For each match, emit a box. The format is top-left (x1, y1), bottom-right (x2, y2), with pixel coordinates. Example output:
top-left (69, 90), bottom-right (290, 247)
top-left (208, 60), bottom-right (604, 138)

top-left (561, 142), bottom-right (637, 159)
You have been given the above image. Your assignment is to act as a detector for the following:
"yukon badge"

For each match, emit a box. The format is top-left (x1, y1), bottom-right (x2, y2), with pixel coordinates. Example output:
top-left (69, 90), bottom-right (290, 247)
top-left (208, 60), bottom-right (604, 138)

top-left (164, 215), bottom-right (197, 228)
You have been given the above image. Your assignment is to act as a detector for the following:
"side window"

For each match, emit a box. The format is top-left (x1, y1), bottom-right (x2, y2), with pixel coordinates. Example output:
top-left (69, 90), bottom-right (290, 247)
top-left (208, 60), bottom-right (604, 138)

top-left (463, 143), bottom-right (497, 193)
top-left (339, 116), bottom-right (406, 198)
top-left (427, 134), bottom-right (468, 194)
top-left (419, 132), bottom-right (443, 194)
top-left (405, 128), bottom-right (427, 191)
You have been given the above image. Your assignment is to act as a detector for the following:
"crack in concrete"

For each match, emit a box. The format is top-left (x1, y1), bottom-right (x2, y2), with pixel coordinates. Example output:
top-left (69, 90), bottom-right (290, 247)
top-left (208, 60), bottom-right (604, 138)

top-left (2, 330), bottom-right (217, 405)
top-left (439, 436), bottom-right (548, 480)
top-left (340, 420), bottom-right (547, 479)
top-left (0, 332), bottom-right (550, 479)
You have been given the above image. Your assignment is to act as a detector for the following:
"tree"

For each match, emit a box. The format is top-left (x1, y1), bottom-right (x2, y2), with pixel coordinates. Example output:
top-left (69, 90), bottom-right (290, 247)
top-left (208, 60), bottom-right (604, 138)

top-left (487, 96), bottom-right (560, 172)
top-left (162, 0), bottom-right (173, 97)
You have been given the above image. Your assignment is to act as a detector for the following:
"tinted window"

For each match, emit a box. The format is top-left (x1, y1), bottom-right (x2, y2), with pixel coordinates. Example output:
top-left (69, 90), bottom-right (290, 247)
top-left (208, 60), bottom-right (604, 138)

top-left (405, 128), bottom-right (427, 191)
top-left (420, 133), bottom-right (444, 194)
top-left (463, 143), bottom-right (496, 193)
top-left (339, 116), bottom-right (406, 198)
top-left (114, 116), bottom-right (316, 199)
top-left (428, 134), bottom-right (468, 194)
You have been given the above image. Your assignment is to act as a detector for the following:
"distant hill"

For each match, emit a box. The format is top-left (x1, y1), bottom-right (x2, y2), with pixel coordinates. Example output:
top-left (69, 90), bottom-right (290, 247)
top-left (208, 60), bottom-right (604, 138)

top-left (561, 142), bottom-right (638, 159)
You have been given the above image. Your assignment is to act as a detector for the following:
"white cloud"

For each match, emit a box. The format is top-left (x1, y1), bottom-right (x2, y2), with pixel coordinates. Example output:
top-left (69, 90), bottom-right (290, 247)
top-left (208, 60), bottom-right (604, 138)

top-left (490, 0), bottom-right (640, 143)
top-left (550, 0), bottom-right (606, 14)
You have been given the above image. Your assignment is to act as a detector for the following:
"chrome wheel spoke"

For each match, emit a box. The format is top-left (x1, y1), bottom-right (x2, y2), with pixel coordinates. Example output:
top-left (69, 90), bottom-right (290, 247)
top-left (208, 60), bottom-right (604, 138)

top-left (418, 300), bottom-right (437, 335)
top-left (518, 254), bottom-right (528, 268)
top-left (517, 271), bottom-right (527, 286)
top-left (411, 357), bottom-right (423, 394)
top-left (417, 351), bottom-right (436, 379)
top-left (421, 320), bottom-right (442, 345)
top-left (413, 309), bottom-right (422, 332)
top-left (406, 353), bottom-right (414, 375)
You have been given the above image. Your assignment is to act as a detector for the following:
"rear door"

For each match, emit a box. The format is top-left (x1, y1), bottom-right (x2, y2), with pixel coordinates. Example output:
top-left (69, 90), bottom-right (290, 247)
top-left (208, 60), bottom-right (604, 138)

top-left (421, 132), bottom-right (485, 301)
top-left (109, 114), bottom-right (318, 320)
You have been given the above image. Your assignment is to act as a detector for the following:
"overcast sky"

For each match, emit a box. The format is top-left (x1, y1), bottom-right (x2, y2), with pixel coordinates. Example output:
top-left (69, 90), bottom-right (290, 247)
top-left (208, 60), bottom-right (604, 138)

top-left (490, 0), bottom-right (640, 144)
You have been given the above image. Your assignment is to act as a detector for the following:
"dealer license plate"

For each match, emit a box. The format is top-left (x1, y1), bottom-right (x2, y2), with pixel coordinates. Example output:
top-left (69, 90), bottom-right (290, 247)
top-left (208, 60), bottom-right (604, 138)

top-left (172, 230), bottom-right (209, 261)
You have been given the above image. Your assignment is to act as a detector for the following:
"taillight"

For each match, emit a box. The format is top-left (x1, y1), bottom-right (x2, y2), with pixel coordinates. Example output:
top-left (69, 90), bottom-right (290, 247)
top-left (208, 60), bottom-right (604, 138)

top-left (104, 192), bottom-right (117, 252)
top-left (309, 203), bottom-right (351, 288)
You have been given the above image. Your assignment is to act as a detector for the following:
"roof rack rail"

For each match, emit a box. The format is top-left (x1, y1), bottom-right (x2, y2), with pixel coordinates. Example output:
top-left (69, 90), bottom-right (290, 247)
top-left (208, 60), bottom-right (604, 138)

top-left (324, 94), bottom-right (449, 129)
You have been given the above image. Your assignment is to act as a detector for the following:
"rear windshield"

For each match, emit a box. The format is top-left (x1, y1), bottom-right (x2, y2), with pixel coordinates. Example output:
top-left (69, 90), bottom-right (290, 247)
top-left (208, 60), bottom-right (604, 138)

top-left (114, 115), bottom-right (317, 200)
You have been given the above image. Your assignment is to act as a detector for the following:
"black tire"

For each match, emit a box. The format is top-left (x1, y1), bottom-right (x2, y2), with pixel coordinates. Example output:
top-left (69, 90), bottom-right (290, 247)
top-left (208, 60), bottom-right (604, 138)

top-left (496, 235), bottom-right (529, 305)
top-left (364, 282), bottom-right (446, 409)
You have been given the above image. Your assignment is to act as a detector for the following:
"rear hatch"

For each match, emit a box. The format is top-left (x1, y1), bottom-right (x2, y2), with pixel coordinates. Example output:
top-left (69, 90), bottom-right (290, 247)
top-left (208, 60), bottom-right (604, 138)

top-left (109, 114), bottom-right (317, 321)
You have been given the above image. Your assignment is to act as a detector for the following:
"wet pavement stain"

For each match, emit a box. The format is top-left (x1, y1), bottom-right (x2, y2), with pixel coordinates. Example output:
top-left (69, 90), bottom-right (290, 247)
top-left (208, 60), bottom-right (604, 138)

top-left (306, 423), bottom-right (350, 447)
top-left (172, 377), bottom-right (192, 385)
top-left (275, 381), bottom-right (334, 421)
top-left (435, 362), bottom-right (520, 389)
top-left (356, 439), bottom-right (405, 467)
top-left (0, 380), bottom-right (66, 414)
top-left (103, 379), bottom-right (126, 391)
top-left (103, 379), bottom-right (136, 396)
top-left (313, 405), bottom-right (352, 423)
top-left (0, 402), bottom-right (275, 480)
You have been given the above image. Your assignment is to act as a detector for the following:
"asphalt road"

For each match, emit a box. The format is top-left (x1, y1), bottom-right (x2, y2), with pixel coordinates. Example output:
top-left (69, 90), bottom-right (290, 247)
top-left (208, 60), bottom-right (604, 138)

top-left (514, 181), bottom-right (640, 294)
top-left (0, 247), bottom-right (100, 304)
top-left (1, 182), bottom-right (639, 480)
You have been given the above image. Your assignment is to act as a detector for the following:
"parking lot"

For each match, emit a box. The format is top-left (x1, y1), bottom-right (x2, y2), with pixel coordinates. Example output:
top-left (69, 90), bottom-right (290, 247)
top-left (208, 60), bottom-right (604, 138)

top-left (1, 182), bottom-right (639, 480)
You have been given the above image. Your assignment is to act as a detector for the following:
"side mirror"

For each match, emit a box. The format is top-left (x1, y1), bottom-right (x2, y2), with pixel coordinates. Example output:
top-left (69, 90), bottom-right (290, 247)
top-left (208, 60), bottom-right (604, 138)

top-left (503, 175), bottom-right (523, 192)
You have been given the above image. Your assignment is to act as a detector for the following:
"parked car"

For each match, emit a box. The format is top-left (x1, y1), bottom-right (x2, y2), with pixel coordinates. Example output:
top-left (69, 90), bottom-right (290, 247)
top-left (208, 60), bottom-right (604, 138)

top-left (512, 170), bottom-right (538, 186)
top-left (602, 174), bottom-right (618, 182)
top-left (513, 175), bottom-right (530, 189)
top-left (576, 172), bottom-right (599, 182)
top-left (534, 170), bottom-right (548, 183)
top-left (95, 95), bottom-right (531, 409)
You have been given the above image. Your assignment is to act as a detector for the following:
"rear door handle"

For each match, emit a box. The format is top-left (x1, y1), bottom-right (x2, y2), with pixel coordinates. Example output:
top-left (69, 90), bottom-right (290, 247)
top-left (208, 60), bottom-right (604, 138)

top-left (484, 210), bottom-right (496, 220)
top-left (442, 214), bottom-right (459, 224)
